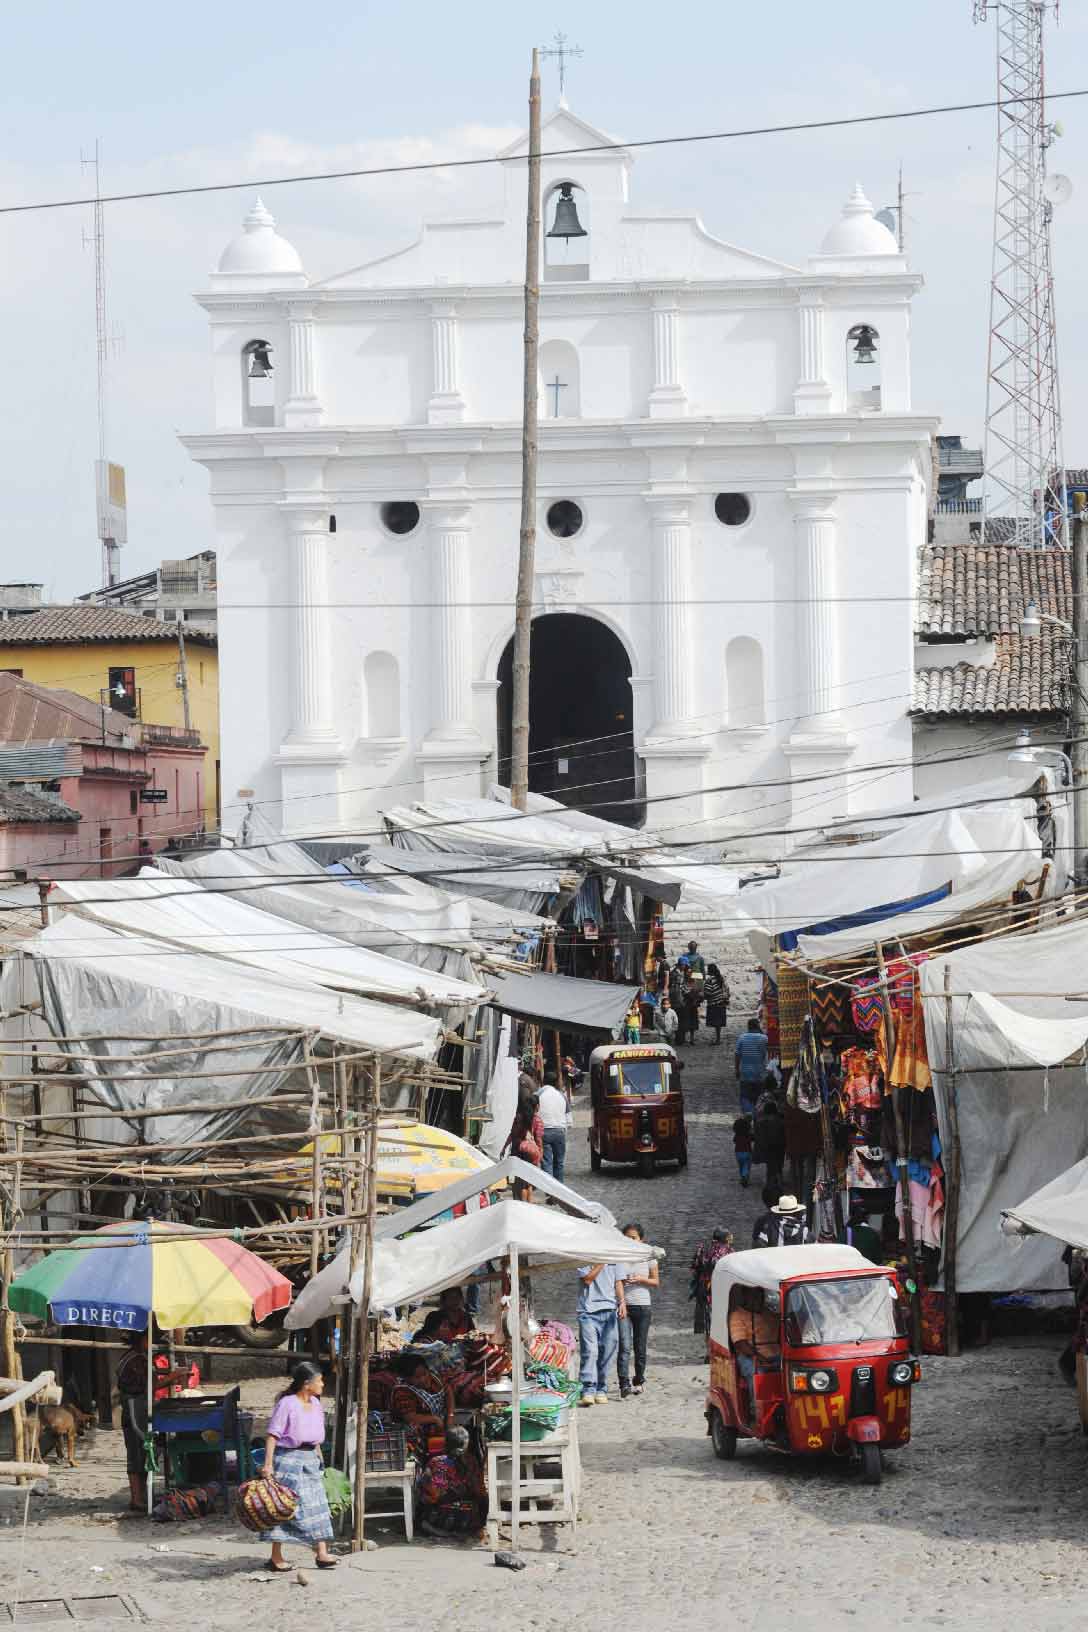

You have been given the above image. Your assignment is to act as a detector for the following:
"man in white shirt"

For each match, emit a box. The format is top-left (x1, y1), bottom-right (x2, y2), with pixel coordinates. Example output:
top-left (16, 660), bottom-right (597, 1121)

top-left (537, 1077), bottom-right (570, 1184)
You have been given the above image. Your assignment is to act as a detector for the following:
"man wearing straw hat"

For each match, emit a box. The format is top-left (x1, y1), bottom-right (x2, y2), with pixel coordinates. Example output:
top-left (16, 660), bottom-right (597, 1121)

top-left (753, 1194), bottom-right (811, 1250)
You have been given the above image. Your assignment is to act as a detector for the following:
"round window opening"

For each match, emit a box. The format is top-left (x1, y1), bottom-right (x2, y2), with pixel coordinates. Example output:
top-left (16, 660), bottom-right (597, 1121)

top-left (546, 499), bottom-right (584, 538)
top-left (380, 500), bottom-right (421, 536)
top-left (714, 493), bottom-right (752, 527)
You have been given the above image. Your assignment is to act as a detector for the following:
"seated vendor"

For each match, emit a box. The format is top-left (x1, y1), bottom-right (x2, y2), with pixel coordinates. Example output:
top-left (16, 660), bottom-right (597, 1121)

top-left (388, 1355), bottom-right (452, 1435)
top-left (413, 1286), bottom-right (475, 1345)
top-left (416, 1425), bottom-right (486, 1539)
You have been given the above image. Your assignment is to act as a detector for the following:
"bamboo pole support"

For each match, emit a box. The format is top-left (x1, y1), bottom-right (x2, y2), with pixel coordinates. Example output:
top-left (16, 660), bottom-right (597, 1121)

top-left (351, 1060), bottom-right (379, 1552)
top-left (942, 964), bottom-right (962, 1358)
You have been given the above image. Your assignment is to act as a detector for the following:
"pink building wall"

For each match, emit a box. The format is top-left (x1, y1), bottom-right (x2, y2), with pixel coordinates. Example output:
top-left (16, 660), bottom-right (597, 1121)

top-left (1, 741), bottom-right (207, 881)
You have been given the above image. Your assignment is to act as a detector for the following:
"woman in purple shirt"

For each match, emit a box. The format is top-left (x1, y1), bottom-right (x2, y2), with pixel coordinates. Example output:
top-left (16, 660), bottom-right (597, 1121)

top-left (263, 1362), bottom-right (337, 1571)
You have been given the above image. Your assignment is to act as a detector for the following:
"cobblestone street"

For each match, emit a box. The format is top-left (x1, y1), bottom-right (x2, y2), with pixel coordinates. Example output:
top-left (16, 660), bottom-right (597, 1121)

top-left (3, 1018), bottom-right (1086, 1630)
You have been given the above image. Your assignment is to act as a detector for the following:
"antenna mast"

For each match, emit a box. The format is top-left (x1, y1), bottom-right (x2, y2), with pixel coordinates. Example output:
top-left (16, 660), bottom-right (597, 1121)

top-left (975, 0), bottom-right (1066, 548)
top-left (83, 142), bottom-right (124, 588)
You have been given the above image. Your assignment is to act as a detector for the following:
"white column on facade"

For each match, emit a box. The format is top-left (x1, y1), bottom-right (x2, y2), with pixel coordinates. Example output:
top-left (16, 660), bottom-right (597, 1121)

top-left (282, 506), bottom-right (338, 746)
top-left (646, 496), bottom-right (695, 733)
top-left (648, 296), bottom-right (687, 418)
top-left (791, 492), bottom-right (840, 731)
top-left (283, 305), bottom-right (323, 428)
top-left (424, 500), bottom-right (476, 740)
top-left (794, 292), bottom-right (832, 416)
top-left (427, 302), bottom-right (466, 424)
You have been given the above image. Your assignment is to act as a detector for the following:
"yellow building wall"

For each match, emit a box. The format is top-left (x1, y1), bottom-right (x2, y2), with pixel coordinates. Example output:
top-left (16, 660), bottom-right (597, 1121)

top-left (2, 639), bottom-right (220, 828)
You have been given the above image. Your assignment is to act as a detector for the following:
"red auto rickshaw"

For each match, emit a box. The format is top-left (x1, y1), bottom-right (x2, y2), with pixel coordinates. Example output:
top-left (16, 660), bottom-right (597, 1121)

top-left (588, 1042), bottom-right (686, 1177)
top-left (705, 1245), bottom-right (920, 1484)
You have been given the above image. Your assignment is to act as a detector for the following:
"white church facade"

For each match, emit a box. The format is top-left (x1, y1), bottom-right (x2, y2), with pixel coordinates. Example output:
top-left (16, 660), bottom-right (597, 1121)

top-left (183, 106), bottom-right (937, 845)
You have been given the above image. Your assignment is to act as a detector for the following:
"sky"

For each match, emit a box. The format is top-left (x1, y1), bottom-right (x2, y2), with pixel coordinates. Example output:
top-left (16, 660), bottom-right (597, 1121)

top-left (1, 0), bottom-right (1086, 598)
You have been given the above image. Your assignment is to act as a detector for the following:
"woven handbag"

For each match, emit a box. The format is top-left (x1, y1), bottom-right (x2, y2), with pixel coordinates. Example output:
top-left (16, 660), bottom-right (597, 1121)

top-left (234, 1474), bottom-right (298, 1533)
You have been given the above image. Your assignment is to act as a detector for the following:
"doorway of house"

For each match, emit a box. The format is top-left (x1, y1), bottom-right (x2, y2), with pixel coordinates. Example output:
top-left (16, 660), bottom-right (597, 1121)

top-left (496, 613), bottom-right (641, 824)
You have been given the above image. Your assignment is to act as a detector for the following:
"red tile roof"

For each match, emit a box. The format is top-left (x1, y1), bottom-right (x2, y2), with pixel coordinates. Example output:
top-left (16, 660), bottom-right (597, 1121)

top-left (0, 605), bottom-right (216, 646)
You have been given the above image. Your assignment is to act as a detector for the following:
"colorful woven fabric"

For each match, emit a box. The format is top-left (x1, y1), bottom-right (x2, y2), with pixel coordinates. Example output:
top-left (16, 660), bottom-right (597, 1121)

top-left (810, 981), bottom-right (846, 1038)
top-left (761, 974), bottom-right (780, 1054)
top-left (777, 964), bottom-right (809, 1068)
top-left (234, 1474), bottom-right (298, 1534)
top-left (851, 977), bottom-right (885, 1034)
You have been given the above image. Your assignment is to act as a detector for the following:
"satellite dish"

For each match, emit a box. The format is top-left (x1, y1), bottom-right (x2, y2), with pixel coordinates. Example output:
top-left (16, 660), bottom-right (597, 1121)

top-left (875, 208), bottom-right (898, 234)
top-left (1044, 174), bottom-right (1073, 205)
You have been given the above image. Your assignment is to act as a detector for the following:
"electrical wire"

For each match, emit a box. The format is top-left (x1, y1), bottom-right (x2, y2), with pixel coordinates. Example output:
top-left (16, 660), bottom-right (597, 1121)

top-left (2, 88), bottom-right (1087, 217)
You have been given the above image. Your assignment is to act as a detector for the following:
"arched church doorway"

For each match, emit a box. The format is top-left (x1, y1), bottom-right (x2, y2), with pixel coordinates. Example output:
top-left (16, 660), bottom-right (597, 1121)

top-left (496, 614), bottom-right (642, 825)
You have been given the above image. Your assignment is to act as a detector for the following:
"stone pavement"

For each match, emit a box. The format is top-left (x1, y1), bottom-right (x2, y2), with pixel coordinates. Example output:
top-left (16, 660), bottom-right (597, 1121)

top-left (3, 1016), bottom-right (1087, 1629)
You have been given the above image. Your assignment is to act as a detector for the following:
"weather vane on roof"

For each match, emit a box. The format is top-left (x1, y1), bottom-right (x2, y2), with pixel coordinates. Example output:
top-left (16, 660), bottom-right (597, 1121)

top-left (541, 31), bottom-right (583, 99)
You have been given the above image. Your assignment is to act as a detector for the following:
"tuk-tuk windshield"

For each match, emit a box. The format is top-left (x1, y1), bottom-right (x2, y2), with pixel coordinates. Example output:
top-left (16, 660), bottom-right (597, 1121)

top-left (784, 1276), bottom-right (905, 1346)
top-left (610, 1059), bottom-right (670, 1096)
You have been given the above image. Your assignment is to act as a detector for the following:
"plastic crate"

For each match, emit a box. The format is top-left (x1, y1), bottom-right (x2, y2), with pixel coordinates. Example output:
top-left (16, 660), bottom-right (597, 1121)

top-left (364, 1428), bottom-right (408, 1472)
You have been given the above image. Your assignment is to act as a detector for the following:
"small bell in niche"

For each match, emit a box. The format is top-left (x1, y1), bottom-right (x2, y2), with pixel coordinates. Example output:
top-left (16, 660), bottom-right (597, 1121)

top-left (247, 341), bottom-right (273, 378)
top-left (546, 183), bottom-right (587, 241)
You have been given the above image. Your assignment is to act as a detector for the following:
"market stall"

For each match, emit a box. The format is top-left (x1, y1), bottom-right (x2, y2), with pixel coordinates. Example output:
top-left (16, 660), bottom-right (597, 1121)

top-left (288, 1182), bottom-right (661, 1549)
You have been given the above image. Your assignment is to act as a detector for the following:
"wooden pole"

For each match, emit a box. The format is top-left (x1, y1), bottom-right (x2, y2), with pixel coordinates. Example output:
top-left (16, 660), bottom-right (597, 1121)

top-left (941, 965), bottom-right (962, 1358)
top-left (0, 1116), bottom-right (27, 1479)
top-left (351, 1061), bottom-right (379, 1553)
top-left (873, 943), bottom-right (922, 1350)
top-left (509, 1246), bottom-right (522, 1552)
top-left (510, 45), bottom-right (542, 813)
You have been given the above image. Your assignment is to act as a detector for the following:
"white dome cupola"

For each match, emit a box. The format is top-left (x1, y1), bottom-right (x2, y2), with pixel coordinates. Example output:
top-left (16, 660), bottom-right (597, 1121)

top-left (212, 197), bottom-right (308, 288)
top-left (811, 183), bottom-right (903, 270)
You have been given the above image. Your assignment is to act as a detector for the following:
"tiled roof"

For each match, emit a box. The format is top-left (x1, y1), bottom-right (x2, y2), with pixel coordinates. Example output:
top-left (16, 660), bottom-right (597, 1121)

top-left (0, 605), bottom-right (216, 646)
top-left (913, 541), bottom-right (1072, 719)
top-left (916, 541), bottom-right (1071, 638)
top-left (0, 784), bottom-right (80, 824)
top-left (0, 672), bottom-right (138, 745)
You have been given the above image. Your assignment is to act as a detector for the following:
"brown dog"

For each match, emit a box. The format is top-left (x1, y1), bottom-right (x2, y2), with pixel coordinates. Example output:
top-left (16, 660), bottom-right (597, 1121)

top-left (37, 1402), bottom-right (92, 1467)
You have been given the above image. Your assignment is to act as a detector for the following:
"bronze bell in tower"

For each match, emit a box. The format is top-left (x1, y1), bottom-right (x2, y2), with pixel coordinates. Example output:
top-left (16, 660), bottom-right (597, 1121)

top-left (546, 183), bottom-right (587, 240)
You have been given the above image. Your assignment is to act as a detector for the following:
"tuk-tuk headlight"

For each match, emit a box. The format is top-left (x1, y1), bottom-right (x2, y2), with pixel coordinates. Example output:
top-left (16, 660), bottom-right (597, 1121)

top-left (808, 1368), bottom-right (834, 1393)
top-left (889, 1361), bottom-right (915, 1386)
top-left (788, 1366), bottom-right (839, 1394)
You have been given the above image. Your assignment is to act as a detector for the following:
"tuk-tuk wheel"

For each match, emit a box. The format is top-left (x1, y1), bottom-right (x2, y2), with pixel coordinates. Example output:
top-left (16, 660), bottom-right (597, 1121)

top-left (710, 1411), bottom-right (737, 1461)
top-left (859, 1444), bottom-right (882, 1486)
top-left (590, 1146), bottom-right (602, 1172)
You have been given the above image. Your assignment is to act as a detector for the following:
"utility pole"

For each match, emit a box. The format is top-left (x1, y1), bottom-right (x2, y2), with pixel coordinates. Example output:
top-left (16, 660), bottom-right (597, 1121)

top-left (176, 622), bottom-right (192, 732)
top-left (1072, 492), bottom-right (1088, 886)
top-left (510, 47), bottom-right (542, 813)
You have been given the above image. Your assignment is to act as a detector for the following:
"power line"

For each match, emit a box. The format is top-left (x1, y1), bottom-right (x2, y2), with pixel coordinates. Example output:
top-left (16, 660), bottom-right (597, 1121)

top-left (2, 88), bottom-right (1087, 218)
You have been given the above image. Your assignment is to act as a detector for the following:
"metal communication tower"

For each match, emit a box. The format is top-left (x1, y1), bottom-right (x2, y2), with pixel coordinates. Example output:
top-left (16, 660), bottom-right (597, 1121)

top-left (975, 0), bottom-right (1066, 548)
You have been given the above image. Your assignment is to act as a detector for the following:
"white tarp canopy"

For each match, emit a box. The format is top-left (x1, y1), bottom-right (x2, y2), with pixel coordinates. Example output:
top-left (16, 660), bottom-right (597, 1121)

top-left (360, 1200), bottom-right (659, 1311)
top-left (3, 915), bottom-right (444, 1062)
top-left (387, 792), bottom-right (748, 929)
top-left (921, 915), bottom-right (1088, 1293)
top-left (50, 872), bottom-right (486, 1014)
top-left (157, 845), bottom-right (482, 978)
top-left (742, 804), bottom-right (1049, 968)
top-left (286, 1197), bottom-right (661, 1327)
top-left (285, 1158), bottom-right (618, 1330)
top-left (1002, 1154), bottom-right (1088, 1253)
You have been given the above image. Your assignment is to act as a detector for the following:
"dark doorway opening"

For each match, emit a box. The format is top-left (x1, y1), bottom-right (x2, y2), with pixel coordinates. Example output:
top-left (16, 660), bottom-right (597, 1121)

top-left (496, 613), bottom-right (641, 824)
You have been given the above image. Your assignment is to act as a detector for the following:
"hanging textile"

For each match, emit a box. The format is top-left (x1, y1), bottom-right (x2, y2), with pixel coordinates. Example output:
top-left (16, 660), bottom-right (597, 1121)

top-left (761, 973), bottom-right (780, 1055)
top-left (777, 964), bottom-right (809, 1068)
top-left (809, 979), bottom-right (846, 1038)
top-left (851, 975), bottom-right (884, 1034)
top-left (886, 974), bottom-right (933, 1092)
top-left (884, 953), bottom-right (930, 1019)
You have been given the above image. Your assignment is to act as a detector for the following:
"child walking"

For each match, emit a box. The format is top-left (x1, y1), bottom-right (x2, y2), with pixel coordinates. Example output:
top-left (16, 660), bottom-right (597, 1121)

top-left (732, 1115), bottom-right (752, 1188)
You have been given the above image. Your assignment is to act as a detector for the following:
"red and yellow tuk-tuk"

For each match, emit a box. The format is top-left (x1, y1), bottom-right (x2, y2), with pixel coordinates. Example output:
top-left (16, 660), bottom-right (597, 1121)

top-left (588, 1042), bottom-right (686, 1177)
top-left (705, 1245), bottom-right (920, 1485)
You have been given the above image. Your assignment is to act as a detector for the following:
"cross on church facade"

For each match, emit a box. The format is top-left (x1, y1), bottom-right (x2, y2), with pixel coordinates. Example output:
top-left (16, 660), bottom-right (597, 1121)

top-left (547, 373), bottom-right (568, 417)
top-left (541, 30), bottom-right (583, 98)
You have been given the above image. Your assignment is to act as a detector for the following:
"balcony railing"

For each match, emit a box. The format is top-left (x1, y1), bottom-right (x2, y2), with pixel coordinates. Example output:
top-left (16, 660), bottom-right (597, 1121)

top-left (935, 499), bottom-right (983, 514)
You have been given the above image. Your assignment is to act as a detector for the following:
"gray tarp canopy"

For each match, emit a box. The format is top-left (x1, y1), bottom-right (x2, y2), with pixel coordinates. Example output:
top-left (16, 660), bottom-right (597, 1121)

top-left (488, 970), bottom-right (638, 1038)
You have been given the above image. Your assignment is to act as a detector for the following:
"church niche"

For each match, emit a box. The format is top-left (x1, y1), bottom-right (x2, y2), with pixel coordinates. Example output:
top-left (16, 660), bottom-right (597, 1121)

top-left (539, 339), bottom-right (581, 419)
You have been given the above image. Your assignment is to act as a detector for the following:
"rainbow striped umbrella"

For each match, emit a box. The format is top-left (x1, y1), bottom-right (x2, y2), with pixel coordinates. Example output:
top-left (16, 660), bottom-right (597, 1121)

top-left (9, 1221), bottom-right (292, 1333)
